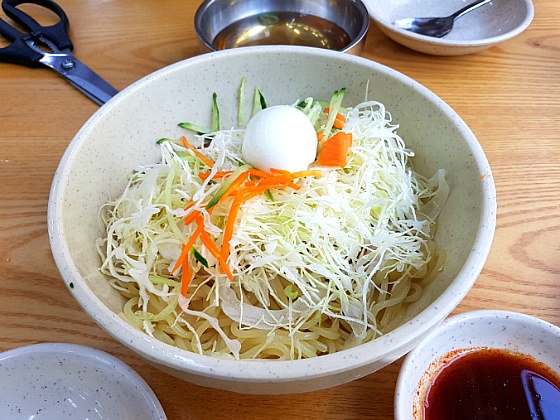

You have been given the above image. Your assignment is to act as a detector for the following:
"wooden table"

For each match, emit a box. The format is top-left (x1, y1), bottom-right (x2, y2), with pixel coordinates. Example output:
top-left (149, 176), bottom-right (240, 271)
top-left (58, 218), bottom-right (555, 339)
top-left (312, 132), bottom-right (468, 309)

top-left (1, 1), bottom-right (559, 418)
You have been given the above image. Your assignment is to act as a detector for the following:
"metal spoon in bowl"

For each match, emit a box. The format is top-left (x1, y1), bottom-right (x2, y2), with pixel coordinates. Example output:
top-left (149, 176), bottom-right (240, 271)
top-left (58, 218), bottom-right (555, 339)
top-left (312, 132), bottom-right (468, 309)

top-left (394, 0), bottom-right (492, 38)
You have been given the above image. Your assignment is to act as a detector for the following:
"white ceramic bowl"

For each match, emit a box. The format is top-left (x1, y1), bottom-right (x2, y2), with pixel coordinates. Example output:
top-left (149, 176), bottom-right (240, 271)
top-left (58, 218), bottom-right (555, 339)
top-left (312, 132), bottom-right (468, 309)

top-left (0, 343), bottom-right (166, 419)
top-left (364, 0), bottom-right (534, 55)
top-left (395, 310), bottom-right (560, 419)
top-left (48, 46), bottom-right (496, 394)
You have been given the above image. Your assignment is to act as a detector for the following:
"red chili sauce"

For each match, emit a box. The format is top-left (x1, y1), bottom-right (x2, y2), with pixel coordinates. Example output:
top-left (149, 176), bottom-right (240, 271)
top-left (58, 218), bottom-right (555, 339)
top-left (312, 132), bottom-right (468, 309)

top-left (423, 348), bottom-right (560, 420)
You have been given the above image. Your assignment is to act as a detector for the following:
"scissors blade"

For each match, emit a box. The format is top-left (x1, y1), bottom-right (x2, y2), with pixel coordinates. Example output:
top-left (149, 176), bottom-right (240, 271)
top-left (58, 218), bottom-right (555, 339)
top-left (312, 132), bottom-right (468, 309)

top-left (39, 52), bottom-right (118, 106)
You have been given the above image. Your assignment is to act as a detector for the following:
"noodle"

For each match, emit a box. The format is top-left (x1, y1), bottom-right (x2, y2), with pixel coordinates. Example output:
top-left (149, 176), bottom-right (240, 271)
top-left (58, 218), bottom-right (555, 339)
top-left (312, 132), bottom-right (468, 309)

top-left (97, 96), bottom-right (448, 360)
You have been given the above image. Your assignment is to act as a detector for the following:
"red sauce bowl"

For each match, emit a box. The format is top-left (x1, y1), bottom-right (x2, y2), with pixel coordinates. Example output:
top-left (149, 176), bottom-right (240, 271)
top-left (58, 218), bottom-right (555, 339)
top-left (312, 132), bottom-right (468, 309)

top-left (395, 310), bottom-right (560, 419)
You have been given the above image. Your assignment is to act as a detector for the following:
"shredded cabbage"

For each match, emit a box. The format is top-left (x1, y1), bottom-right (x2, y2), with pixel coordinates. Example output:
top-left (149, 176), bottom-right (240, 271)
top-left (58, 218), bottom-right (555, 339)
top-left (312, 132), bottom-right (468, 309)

top-left (96, 95), bottom-right (448, 359)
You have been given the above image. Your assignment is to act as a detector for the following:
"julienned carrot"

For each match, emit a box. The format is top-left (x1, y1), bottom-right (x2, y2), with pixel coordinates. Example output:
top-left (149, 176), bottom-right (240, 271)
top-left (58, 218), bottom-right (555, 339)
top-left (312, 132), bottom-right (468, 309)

top-left (216, 171), bottom-right (250, 205)
top-left (269, 168), bottom-right (324, 179)
top-left (334, 113), bottom-right (347, 129)
top-left (237, 184), bottom-right (289, 195)
top-left (245, 174), bottom-right (294, 188)
top-left (185, 202), bottom-right (218, 226)
top-left (268, 168), bottom-right (291, 175)
top-left (198, 170), bottom-right (233, 180)
top-left (199, 229), bottom-right (233, 280)
top-left (177, 164), bottom-right (324, 295)
top-left (220, 191), bottom-right (243, 260)
top-left (324, 108), bottom-right (346, 129)
top-left (206, 166), bottom-right (250, 210)
top-left (238, 184), bottom-right (289, 202)
top-left (180, 261), bottom-right (193, 297)
top-left (176, 211), bottom-right (233, 291)
top-left (317, 131), bottom-right (352, 167)
top-left (245, 179), bottom-right (300, 191)
top-left (172, 215), bottom-right (205, 273)
top-left (246, 168), bottom-right (323, 190)
top-left (183, 209), bottom-right (201, 226)
top-left (247, 168), bottom-right (271, 178)
top-left (181, 136), bottom-right (215, 168)
top-left (288, 169), bottom-right (324, 179)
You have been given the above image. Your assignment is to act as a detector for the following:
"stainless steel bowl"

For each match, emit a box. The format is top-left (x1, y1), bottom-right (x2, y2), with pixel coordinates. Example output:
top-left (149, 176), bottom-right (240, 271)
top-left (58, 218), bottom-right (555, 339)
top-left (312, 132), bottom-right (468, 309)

top-left (194, 0), bottom-right (370, 55)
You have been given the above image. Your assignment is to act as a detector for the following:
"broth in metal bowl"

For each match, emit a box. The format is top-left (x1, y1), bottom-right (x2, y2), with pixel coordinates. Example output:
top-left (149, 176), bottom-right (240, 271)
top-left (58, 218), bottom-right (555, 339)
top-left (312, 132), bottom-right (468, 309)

top-left (194, 0), bottom-right (370, 54)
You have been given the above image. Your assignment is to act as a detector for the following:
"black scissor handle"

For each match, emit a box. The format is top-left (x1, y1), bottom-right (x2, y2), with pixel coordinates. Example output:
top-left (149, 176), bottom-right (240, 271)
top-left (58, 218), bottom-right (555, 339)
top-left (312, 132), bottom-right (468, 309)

top-left (2, 0), bottom-right (73, 51)
top-left (0, 18), bottom-right (42, 66)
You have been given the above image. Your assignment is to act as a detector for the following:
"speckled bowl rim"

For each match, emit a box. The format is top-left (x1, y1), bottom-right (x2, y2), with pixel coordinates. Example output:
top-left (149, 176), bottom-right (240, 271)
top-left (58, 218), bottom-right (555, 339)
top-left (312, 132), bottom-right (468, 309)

top-left (0, 343), bottom-right (166, 418)
top-left (48, 46), bottom-right (497, 385)
top-left (394, 310), bottom-right (560, 419)
top-left (366, 0), bottom-right (534, 48)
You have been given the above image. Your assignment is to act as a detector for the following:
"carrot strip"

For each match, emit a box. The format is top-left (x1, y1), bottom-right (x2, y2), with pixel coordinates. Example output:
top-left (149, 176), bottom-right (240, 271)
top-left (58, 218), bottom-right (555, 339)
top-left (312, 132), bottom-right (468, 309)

top-left (289, 170), bottom-right (324, 179)
top-left (221, 191), bottom-right (243, 261)
top-left (324, 109), bottom-right (346, 122)
top-left (200, 229), bottom-right (233, 280)
top-left (171, 216), bottom-right (205, 273)
top-left (248, 169), bottom-right (322, 190)
top-left (185, 204), bottom-right (217, 225)
top-left (183, 200), bottom-right (195, 211)
top-left (285, 181), bottom-right (301, 190)
top-left (180, 260), bottom-right (193, 297)
top-left (269, 168), bottom-right (291, 176)
top-left (247, 168), bottom-right (271, 178)
top-left (237, 184), bottom-right (288, 194)
top-left (269, 168), bottom-right (323, 180)
top-left (245, 173), bottom-right (303, 190)
top-left (206, 166), bottom-right (251, 210)
top-left (173, 245), bottom-right (190, 275)
top-left (243, 180), bottom-right (300, 191)
top-left (198, 170), bottom-right (233, 180)
top-left (239, 185), bottom-right (291, 202)
top-left (177, 164), bottom-right (325, 283)
top-left (245, 174), bottom-right (291, 187)
top-left (217, 171), bottom-right (250, 204)
top-left (333, 118), bottom-right (345, 129)
top-left (181, 136), bottom-right (215, 168)
top-left (183, 209), bottom-right (201, 226)
top-left (317, 131), bottom-right (352, 167)
top-left (324, 108), bottom-right (346, 130)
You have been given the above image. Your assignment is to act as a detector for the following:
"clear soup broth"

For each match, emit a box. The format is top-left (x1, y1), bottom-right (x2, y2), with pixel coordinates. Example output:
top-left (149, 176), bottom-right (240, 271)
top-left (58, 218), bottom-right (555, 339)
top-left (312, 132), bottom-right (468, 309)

top-left (213, 12), bottom-right (351, 51)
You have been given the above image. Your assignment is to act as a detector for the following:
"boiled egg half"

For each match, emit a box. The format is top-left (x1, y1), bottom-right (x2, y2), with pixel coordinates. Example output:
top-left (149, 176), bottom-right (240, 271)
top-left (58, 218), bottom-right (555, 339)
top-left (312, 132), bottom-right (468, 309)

top-left (242, 105), bottom-right (317, 173)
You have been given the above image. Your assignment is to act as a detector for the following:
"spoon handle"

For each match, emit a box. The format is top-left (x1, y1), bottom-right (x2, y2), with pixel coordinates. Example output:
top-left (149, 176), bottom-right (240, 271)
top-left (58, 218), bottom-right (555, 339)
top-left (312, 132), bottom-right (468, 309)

top-left (451, 0), bottom-right (492, 21)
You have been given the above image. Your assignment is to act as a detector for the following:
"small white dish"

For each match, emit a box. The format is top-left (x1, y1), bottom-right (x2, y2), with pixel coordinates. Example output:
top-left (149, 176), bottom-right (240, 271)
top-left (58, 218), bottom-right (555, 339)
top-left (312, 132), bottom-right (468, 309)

top-left (395, 310), bottom-right (560, 419)
top-left (0, 343), bottom-right (166, 420)
top-left (363, 0), bottom-right (534, 55)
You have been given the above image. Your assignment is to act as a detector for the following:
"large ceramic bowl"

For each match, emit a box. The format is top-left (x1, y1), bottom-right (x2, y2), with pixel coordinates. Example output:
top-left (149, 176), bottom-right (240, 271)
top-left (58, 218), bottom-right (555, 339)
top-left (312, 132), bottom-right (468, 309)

top-left (48, 46), bottom-right (496, 394)
top-left (364, 0), bottom-right (534, 55)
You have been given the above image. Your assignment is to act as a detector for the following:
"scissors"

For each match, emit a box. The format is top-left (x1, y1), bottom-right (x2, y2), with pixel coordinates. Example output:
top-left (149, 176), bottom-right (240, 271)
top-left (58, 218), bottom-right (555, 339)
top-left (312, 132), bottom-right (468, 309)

top-left (0, 0), bottom-right (117, 105)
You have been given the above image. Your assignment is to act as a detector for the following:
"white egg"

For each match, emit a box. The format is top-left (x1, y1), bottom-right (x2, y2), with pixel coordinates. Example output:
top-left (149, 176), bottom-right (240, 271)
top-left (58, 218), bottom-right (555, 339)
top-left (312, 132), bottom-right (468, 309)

top-left (242, 105), bottom-right (317, 172)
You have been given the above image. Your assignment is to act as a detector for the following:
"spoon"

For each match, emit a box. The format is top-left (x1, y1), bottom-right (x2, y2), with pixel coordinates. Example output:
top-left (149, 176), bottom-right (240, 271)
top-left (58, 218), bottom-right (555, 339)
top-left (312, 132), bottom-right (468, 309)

top-left (394, 0), bottom-right (492, 38)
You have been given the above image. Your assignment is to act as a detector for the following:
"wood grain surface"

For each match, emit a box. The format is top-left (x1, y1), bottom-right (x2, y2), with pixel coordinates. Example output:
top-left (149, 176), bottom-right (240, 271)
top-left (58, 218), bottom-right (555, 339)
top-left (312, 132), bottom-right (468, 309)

top-left (1, 1), bottom-right (559, 419)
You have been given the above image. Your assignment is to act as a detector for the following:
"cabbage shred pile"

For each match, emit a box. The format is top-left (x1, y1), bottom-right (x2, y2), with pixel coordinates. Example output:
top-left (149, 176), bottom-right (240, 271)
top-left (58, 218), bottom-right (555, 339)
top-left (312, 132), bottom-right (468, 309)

top-left (96, 91), bottom-right (448, 359)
